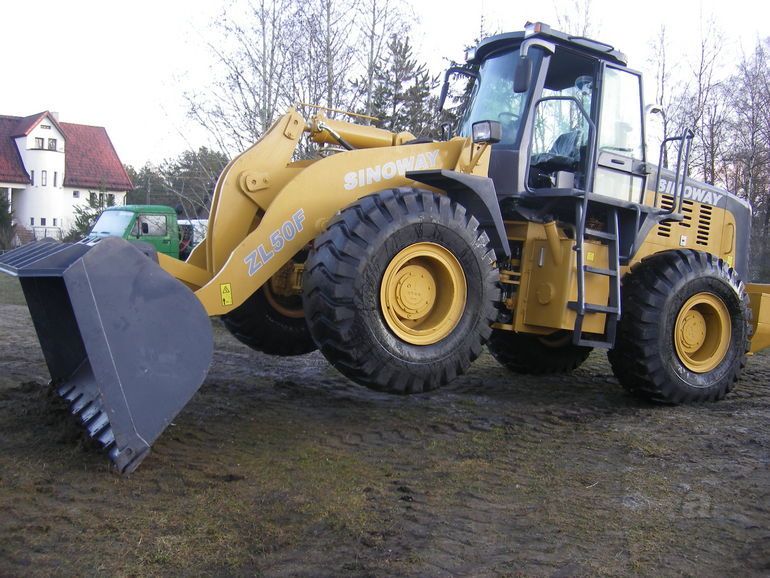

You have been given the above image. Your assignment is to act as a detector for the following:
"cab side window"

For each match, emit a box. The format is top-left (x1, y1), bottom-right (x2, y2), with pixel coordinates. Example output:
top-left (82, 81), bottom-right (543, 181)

top-left (598, 67), bottom-right (643, 159)
top-left (594, 66), bottom-right (646, 202)
top-left (134, 215), bottom-right (168, 237)
top-left (529, 48), bottom-right (596, 190)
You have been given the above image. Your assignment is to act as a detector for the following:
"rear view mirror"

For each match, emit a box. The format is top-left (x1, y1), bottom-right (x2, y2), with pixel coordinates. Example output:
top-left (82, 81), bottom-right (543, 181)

top-left (437, 66), bottom-right (479, 111)
top-left (438, 80), bottom-right (450, 111)
top-left (514, 57), bottom-right (532, 93)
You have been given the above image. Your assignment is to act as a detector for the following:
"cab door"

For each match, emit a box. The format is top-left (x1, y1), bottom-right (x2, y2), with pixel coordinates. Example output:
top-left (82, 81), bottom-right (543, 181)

top-left (593, 65), bottom-right (647, 202)
top-left (128, 213), bottom-right (178, 257)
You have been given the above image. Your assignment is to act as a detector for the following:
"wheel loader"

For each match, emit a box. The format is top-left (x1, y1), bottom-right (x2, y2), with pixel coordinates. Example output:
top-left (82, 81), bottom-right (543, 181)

top-left (3, 22), bottom-right (770, 474)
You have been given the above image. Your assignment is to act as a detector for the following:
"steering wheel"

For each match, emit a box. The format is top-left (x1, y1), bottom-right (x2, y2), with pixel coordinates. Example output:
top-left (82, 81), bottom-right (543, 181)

top-left (498, 112), bottom-right (520, 124)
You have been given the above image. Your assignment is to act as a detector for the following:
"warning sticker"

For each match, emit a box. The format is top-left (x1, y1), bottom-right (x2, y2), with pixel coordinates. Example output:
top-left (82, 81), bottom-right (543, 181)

top-left (220, 283), bottom-right (233, 307)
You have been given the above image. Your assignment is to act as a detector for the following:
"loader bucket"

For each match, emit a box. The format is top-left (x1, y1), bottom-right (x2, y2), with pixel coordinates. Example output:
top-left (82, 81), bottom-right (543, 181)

top-left (0, 237), bottom-right (213, 474)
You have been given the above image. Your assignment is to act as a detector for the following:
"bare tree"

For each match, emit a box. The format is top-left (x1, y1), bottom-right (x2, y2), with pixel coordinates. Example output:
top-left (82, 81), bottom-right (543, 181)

top-left (185, 0), bottom-right (296, 155)
top-left (287, 0), bottom-right (359, 113)
top-left (675, 16), bottom-right (725, 184)
top-left (724, 39), bottom-right (770, 278)
top-left (189, 0), bottom-right (402, 155)
top-left (161, 147), bottom-right (229, 219)
top-left (352, 0), bottom-right (406, 121)
top-left (554, 0), bottom-right (598, 37)
top-left (646, 25), bottom-right (686, 168)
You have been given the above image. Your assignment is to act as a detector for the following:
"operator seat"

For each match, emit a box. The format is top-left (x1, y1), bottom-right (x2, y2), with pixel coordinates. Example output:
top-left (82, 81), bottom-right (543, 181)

top-left (529, 129), bottom-right (586, 189)
top-left (531, 129), bottom-right (583, 172)
top-left (529, 74), bottom-right (593, 189)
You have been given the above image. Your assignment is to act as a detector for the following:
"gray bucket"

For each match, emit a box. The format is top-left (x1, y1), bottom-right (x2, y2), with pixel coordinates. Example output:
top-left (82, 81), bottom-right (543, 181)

top-left (0, 237), bottom-right (213, 474)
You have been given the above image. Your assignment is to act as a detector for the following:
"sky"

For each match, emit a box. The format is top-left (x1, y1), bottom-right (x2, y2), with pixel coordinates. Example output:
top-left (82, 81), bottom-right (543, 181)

top-left (2, 0), bottom-right (767, 169)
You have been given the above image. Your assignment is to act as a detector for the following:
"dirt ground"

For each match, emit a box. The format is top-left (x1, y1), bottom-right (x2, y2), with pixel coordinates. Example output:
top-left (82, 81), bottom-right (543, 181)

top-left (1, 296), bottom-right (768, 576)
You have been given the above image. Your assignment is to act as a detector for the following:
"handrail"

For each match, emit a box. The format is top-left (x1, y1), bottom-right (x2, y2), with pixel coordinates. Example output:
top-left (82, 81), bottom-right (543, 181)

top-left (653, 129), bottom-right (694, 215)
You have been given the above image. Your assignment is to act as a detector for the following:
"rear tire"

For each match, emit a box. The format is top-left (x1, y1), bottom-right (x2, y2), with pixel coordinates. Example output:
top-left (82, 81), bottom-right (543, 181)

top-left (303, 188), bottom-right (499, 394)
top-left (608, 250), bottom-right (749, 403)
top-left (487, 330), bottom-right (592, 374)
top-left (222, 285), bottom-right (316, 356)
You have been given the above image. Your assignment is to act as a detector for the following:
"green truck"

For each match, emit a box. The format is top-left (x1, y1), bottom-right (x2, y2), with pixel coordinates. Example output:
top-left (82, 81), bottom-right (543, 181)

top-left (88, 205), bottom-right (206, 260)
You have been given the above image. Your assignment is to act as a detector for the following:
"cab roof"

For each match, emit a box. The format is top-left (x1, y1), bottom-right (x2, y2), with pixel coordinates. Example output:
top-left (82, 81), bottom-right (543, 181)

top-left (470, 22), bottom-right (627, 67)
top-left (104, 205), bottom-right (177, 214)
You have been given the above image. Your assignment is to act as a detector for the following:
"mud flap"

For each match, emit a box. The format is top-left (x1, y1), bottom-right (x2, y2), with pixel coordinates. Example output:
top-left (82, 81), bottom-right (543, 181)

top-left (0, 237), bottom-right (213, 474)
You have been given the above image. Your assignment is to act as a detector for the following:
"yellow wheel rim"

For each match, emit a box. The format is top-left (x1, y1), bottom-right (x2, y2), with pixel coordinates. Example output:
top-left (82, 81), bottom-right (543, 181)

top-left (380, 242), bottom-right (466, 345)
top-left (264, 282), bottom-right (304, 319)
top-left (674, 292), bottom-right (731, 373)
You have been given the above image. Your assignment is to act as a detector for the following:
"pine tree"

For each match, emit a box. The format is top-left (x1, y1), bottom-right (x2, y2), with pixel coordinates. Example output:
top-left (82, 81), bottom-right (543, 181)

top-left (370, 35), bottom-right (438, 137)
top-left (65, 191), bottom-right (115, 242)
top-left (161, 147), bottom-right (229, 219)
top-left (0, 193), bottom-right (14, 249)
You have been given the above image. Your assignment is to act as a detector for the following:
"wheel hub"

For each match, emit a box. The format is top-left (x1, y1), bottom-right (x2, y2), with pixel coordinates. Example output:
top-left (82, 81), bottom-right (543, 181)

top-left (380, 242), bottom-right (466, 346)
top-left (678, 309), bottom-right (707, 353)
top-left (392, 264), bottom-right (436, 319)
top-left (674, 292), bottom-right (731, 373)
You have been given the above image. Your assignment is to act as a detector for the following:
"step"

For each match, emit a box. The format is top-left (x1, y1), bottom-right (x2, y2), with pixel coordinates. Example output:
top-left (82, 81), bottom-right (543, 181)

top-left (576, 337), bottom-right (615, 348)
top-left (584, 265), bottom-right (618, 277)
top-left (584, 228), bottom-right (617, 240)
top-left (568, 302), bottom-right (620, 315)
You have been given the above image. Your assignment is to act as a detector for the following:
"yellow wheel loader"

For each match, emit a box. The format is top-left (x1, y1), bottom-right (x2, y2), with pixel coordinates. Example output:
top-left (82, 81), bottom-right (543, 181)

top-left (3, 22), bottom-right (770, 473)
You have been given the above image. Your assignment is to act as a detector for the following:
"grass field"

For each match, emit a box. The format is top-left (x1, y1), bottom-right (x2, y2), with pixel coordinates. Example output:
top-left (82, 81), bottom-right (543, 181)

top-left (0, 274), bottom-right (25, 306)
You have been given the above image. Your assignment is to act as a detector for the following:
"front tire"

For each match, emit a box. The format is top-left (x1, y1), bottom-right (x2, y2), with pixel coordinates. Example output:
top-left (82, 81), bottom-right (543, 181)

top-left (608, 250), bottom-right (749, 403)
top-left (303, 189), bottom-right (499, 394)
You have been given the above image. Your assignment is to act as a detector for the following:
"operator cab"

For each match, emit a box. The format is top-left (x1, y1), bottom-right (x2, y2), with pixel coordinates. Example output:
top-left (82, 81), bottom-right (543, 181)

top-left (449, 22), bottom-right (648, 205)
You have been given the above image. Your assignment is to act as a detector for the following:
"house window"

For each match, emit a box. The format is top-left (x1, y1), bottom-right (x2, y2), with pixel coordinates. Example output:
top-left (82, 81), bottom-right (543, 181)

top-left (48, 138), bottom-right (57, 151)
top-left (53, 172), bottom-right (58, 187)
top-left (108, 193), bottom-right (115, 204)
top-left (30, 170), bottom-right (35, 186)
top-left (35, 137), bottom-right (44, 149)
top-left (41, 124), bottom-right (51, 130)
top-left (41, 217), bottom-right (47, 226)
top-left (89, 192), bottom-right (97, 204)
top-left (41, 170), bottom-right (47, 186)
top-left (73, 190), bottom-right (80, 198)
top-left (30, 217), bottom-right (35, 226)
top-left (53, 218), bottom-right (58, 226)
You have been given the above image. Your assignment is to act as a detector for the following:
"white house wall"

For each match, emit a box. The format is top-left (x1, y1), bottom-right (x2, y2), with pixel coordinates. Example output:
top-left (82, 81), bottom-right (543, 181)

top-left (62, 188), bottom-right (127, 232)
top-left (9, 117), bottom-right (128, 239)
top-left (14, 122), bottom-right (67, 233)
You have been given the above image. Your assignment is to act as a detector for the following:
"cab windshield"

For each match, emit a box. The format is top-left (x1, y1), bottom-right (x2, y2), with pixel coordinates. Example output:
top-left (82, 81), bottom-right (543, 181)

top-left (457, 48), bottom-right (528, 146)
top-left (91, 210), bottom-right (134, 237)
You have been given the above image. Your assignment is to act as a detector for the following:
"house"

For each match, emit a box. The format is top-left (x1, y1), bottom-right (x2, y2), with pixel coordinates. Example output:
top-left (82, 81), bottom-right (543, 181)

top-left (0, 111), bottom-right (133, 243)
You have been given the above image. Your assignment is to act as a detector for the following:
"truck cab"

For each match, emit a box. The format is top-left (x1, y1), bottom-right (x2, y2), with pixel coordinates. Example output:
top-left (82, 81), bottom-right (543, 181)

top-left (456, 23), bottom-right (645, 199)
top-left (450, 22), bottom-right (750, 274)
top-left (441, 22), bottom-right (753, 353)
top-left (88, 205), bottom-right (181, 259)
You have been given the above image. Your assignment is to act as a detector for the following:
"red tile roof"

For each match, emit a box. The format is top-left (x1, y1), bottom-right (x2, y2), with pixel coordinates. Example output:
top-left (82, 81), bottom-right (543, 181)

top-left (0, 112), bottom-right (132, 191)
top-left (11, 111), bottom-right (67, 138)
top-left (60, 122), bottom-right (133, 191)
top-left (0, 116), bottom-right (31, 184)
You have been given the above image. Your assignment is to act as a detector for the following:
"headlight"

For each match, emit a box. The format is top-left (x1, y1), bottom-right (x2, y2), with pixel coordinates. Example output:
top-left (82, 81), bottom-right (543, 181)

top-left (472, 121), bottom-right (502, 144)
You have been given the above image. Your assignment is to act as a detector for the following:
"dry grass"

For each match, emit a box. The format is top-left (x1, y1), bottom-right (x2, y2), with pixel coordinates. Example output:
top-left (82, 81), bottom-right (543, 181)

top-left (0, 274), bottom-right (25, 306)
